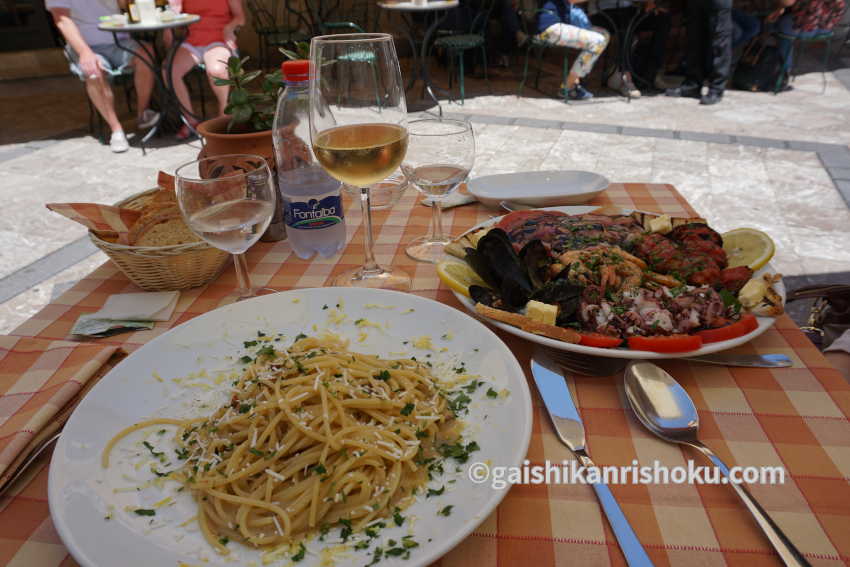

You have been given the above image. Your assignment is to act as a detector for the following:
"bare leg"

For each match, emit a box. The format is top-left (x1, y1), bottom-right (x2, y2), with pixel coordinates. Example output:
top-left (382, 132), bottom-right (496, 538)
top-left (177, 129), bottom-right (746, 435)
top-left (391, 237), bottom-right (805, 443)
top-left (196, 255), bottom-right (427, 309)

top-left (203, 46), bottom-right (232, 117)
top-left (133, 43), bottom-right (155, 117)
top-left (85, 75), bottom-right (123, 133)
top-left (170, 45), bottom-right (199, 124)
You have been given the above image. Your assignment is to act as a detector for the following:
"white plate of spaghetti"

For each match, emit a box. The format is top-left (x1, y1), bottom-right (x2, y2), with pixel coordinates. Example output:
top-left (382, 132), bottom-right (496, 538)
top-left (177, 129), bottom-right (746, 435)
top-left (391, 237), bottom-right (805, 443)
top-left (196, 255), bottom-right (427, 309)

top-left (48, 288), bottom-right (532, 567)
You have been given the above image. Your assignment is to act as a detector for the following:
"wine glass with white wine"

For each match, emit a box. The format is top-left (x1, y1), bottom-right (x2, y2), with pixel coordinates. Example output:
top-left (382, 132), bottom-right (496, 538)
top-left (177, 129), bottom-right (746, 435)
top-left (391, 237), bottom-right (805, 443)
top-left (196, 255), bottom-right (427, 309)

top-left (309, 33), bottom-right (410, 290)
top-left (175, 154), bottom-right (276, 300)
top-left (401, 118), bottom-right (475, 263)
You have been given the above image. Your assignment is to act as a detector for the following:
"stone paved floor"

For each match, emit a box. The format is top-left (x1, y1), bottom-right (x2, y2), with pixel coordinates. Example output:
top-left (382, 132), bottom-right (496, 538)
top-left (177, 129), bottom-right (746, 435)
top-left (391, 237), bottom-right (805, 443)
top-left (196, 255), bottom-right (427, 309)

top-left (1, 58), bottom-right (849, 334)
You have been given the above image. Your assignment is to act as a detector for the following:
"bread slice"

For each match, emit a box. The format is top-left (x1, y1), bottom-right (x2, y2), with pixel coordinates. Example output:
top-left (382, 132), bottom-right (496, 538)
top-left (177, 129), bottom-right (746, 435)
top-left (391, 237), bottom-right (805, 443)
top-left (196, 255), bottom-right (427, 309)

top-left (133, 216), bottom-right (200, 247)
top-left (475, 303), bottom-right (580, 344)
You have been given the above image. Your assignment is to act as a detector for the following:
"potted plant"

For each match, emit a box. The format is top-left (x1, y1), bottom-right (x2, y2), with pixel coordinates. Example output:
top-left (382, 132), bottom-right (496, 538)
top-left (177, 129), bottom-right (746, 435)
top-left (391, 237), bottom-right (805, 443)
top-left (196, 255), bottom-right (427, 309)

top-left (196, 55), bottom-right (282, 163)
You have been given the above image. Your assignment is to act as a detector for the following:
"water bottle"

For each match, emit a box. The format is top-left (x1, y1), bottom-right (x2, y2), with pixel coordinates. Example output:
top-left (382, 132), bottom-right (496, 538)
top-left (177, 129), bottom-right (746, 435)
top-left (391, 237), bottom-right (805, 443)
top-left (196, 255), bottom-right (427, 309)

top-left (272, 60), bottom-right (346, 259)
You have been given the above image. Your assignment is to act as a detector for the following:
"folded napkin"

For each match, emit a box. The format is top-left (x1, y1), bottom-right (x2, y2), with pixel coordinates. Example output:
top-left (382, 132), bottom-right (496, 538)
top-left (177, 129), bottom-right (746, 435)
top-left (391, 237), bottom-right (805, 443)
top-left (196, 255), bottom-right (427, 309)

top-left (46, 171), bottom-right (177, 245)
top-left (421, 184), bottom-right (478, 210)
top-left (72, 291), bottom-right (180, 337)
top-left (0, 337), bottom-right (125, 493)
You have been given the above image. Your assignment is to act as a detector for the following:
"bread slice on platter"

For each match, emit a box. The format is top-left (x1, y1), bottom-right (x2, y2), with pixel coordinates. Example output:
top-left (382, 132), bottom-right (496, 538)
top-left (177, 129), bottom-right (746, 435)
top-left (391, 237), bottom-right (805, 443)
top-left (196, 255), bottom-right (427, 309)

top-left (475, 303), bottom-right (580, 343)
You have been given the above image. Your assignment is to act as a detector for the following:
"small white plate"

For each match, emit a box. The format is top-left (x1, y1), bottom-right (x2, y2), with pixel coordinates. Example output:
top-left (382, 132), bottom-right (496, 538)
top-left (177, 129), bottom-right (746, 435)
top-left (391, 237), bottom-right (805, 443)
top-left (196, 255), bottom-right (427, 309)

top-left (49, 288), bottom-right (532, 567)
top-left (449, 206), bottom-right (785, 359)
top-left (468, 170), bottom-right (609, 209)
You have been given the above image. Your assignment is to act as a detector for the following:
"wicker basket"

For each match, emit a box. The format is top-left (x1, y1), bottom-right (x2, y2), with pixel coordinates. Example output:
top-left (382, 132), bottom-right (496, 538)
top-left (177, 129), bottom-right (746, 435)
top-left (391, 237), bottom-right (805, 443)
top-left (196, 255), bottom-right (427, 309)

top-left (89, 189), bottom-right (230, 291)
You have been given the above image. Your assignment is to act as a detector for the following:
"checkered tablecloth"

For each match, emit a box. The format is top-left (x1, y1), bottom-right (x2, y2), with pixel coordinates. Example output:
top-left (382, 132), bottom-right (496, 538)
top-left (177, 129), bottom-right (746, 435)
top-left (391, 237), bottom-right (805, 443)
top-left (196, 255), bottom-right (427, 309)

top-left (2, 184), bottom-right (848, 566)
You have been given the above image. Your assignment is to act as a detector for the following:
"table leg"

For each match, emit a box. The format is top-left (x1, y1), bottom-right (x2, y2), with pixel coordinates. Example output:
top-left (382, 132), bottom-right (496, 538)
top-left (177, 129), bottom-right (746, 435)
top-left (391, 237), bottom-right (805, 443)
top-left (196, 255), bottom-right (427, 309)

top-left (163, 26), bottom-right (202, 137)
top-left (623, 10), bottom-right (651, 90)
top-left (113, 31), bottom-right (161, 155)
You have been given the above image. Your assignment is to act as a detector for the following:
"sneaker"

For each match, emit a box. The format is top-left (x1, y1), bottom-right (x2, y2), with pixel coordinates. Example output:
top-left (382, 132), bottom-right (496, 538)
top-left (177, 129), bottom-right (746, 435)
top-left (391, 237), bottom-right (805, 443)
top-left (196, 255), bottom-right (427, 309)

top-left (666, 81), bottom-right (702, 99)
top-left (560, 84), bottom-right (594, 101)
top-left (138, 109), bottom-right (160, 130)
top-left (699, 89), bottom-right (723, 105)
top-left (109, 131), bottom-right (129, 153)
top-left (623, 75), bottom-right (641, 98)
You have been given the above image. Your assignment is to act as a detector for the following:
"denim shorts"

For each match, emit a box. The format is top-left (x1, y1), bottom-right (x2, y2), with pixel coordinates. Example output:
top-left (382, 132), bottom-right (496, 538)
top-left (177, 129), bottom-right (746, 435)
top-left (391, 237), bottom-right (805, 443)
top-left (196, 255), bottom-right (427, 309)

top-left (67, 42), bottom-right (136, 81)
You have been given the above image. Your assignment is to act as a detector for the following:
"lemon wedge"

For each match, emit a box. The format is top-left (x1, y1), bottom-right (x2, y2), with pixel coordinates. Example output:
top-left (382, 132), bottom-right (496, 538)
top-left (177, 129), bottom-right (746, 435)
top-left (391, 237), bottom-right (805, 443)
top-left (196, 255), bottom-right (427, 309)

top-left (436, 260), bottom-right (488, 297)
top-left (722, 228), bottom-right (775, 270)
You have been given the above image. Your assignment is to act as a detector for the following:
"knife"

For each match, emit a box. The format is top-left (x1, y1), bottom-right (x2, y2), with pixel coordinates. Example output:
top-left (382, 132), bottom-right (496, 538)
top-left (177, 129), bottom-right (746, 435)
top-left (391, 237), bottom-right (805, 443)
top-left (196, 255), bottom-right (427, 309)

top-left (531, 349), bottom-right (655, 567)
top-left (685, 353), bottom-right (792, 367)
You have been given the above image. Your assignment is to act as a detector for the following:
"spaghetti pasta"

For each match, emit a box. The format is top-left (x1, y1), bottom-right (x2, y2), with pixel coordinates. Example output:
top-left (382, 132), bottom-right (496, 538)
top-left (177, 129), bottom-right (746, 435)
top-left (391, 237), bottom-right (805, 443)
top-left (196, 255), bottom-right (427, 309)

top-left (102, 334), bottom-right (466, 554)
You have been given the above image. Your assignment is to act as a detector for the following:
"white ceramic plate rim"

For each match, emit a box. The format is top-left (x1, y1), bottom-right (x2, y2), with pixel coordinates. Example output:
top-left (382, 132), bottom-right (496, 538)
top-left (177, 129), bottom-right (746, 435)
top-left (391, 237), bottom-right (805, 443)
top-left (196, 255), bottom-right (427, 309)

top-left (449, 206), bottom-right (784, 359)
top-left (48, 288), bottom-right (532, 567)
top-left (468, 170), bottom-right (610, 203)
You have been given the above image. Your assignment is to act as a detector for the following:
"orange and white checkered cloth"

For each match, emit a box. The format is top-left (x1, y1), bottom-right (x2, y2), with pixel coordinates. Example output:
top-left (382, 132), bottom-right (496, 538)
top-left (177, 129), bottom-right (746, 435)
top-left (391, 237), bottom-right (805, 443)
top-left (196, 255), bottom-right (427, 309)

top-left (4, 184), bottom-right (849, 566)
top-left (0, 338), bottom-right (120, 490)
top-left (44, 202), bottom-right (141, 244)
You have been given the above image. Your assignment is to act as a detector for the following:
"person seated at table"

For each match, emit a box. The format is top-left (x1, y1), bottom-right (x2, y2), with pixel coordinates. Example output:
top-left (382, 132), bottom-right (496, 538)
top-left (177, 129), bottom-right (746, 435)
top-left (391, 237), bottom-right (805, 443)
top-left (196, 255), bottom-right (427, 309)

top-left (768, 0), bottom-right (845, 70)
top-left (495, 0), bottom-right (530, 67)
top-left (536, 0), bottom-right (610, 100)
top-left (591, 0), bottom-right (673, 96)
top-left (168, 0), bottom-right (246, 139)
top-left (46, 0), bottom-right (158, 153)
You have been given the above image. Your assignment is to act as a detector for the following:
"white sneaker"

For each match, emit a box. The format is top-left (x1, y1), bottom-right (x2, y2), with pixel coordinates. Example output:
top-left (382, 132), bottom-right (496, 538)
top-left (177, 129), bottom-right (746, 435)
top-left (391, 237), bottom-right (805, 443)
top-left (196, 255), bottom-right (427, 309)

top-left (110, 131), bottom-right (129, 153)
top-left (623, 75), bottom-right (641, 98)
top-left (138, 109), bottom-right (160, 130)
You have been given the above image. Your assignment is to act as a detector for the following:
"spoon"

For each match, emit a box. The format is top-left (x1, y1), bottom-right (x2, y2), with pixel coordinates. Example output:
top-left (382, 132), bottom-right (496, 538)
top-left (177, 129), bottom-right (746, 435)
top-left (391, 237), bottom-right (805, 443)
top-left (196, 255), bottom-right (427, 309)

top-left (624, 361), bottom-right (811, 567)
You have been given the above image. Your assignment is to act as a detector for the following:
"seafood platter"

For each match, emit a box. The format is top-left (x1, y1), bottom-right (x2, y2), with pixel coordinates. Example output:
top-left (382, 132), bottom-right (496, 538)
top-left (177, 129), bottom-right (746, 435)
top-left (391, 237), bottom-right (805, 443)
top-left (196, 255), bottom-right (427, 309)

top-left (442, 207), bottom-right (784, 359)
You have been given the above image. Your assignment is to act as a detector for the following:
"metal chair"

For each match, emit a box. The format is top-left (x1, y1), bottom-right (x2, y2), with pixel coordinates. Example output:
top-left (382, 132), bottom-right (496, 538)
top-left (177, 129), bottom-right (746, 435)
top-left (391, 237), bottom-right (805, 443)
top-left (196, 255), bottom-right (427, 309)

top-left (246, 0), bottom-right (312, 70)
top-left (430, 0), bottom-right (496, 104)
top-left (517, 8), bottom-right (578, 103)
top-left (311, 0), bottom-right (374, 35)
top-left (773, 30), bottom-right (835, 94)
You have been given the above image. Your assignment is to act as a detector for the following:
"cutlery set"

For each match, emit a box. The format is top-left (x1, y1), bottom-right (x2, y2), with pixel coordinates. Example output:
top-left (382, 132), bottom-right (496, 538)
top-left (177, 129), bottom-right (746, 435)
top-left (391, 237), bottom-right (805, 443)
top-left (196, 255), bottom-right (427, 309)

top-left (530, 349), bottom-right (810, 567)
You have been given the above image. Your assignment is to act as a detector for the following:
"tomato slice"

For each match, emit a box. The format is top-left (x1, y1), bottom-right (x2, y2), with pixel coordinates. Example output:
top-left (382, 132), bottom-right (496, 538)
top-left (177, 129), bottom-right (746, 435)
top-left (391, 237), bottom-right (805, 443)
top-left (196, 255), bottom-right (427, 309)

top-left (579, 333), bottom-right (623, 348)
top-left (696, 314), bottom-right (758, 344)
top-left (628, 334), bottom-right (703, 353)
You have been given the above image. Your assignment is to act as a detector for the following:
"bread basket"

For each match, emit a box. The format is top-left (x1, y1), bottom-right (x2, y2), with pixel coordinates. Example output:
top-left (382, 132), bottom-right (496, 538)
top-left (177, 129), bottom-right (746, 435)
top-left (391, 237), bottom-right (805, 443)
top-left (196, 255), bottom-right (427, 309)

top-left (89, 189), bottom-right (230, 291)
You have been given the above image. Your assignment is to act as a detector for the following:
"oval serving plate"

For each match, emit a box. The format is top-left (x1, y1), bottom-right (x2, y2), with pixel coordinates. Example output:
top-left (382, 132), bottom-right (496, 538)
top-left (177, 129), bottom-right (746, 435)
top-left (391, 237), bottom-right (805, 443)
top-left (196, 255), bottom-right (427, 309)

top-left (468, 170), bottom-right (609, 209)
top-left (448, 206), bottom-right (785, 360)
top-left (49, 288), bottom-right (532, 567)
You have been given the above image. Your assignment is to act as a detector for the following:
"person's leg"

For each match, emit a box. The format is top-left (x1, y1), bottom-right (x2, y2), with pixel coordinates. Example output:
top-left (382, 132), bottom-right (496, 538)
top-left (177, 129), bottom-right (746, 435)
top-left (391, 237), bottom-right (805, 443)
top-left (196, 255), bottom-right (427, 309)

top-left (731, 9), bottom-right (760, 49)
top-left (85, 74), bottom-right (123, 133)
top-left (541, 24), bottom-right (609, 88)
top-left (202, 45), bottom-right (233, 117)
top-left (775, 13), bottom-right (799, 68)
top-left (706, 0), bottom-right (732, 94)
top-left (171, 45), bottom-right (200, 123)
top-left (132, 43), bottom-right (155, 119)
top-left (687, 0), bottom-right (707, 86)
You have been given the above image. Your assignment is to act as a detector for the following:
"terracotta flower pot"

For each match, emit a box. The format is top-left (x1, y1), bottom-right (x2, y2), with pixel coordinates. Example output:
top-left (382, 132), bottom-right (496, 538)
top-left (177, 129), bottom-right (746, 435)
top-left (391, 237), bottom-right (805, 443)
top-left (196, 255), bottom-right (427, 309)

top-left (196, 116), bottom-right (274, 167)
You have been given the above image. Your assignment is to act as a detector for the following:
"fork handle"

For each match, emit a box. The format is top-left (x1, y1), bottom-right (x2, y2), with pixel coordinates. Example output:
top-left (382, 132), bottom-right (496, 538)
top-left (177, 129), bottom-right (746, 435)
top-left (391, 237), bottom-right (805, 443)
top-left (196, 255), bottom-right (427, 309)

top-left (690, 441), bottom-right (811, 567)
top-left (576, 452), bottom-right (655, 567)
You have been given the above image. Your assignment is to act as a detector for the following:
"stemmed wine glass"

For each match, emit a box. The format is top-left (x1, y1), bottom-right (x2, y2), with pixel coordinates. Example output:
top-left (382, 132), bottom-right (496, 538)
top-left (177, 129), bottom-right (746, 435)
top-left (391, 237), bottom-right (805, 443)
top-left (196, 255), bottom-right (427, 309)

top-left (175, 154), bottom-right (275, 300)
top-left (402, 118), bottom-right (475, 263)
top-left (309, 33), bottom-right (411, 290)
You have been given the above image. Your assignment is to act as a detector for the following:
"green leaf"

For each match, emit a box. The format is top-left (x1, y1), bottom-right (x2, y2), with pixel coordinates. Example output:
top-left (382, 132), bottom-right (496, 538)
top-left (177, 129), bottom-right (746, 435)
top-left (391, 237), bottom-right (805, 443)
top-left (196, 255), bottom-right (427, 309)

top-left (242, 69), bottom-right (262, 84)
top-left (229, 87), bottom-right (249, 105)
top-left (230, 104), bottom-right (253, 124)
top-left (279, 47), bottom-right (299, 60)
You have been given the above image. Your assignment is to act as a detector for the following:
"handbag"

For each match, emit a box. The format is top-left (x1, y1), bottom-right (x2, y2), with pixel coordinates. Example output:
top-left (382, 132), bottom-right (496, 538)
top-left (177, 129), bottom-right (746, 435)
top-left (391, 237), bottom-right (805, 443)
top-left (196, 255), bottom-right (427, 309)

top-left (732, 35), bottom-right (789, 92)
top-left (787, 285), bottom-right (850, 349)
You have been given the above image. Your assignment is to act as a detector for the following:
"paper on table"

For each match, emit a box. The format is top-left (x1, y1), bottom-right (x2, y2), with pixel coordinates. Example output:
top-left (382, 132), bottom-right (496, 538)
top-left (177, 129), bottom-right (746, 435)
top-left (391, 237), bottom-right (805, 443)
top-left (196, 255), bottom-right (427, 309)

top-left (72, 291), bottom-right (180, 337)
top-left (422, 192), bottom-right (478, 209)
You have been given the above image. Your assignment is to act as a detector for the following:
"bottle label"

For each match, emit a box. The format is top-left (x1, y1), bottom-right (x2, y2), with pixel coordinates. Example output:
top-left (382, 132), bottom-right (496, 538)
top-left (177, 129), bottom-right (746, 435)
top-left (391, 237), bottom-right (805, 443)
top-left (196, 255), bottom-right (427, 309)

top-left (285, 195), bottom-right (344, 230)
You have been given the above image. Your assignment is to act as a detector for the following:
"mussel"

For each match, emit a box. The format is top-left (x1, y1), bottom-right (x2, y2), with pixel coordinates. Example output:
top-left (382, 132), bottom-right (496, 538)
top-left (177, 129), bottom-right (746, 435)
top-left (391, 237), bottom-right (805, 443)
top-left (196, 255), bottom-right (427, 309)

top-left (465, 229), bottom-right (534, 310)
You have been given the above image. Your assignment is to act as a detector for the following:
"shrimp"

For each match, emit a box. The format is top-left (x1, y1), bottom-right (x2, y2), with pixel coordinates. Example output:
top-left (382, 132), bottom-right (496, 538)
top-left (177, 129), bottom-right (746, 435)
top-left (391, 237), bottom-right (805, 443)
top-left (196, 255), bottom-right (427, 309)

top-left (558, 245), bottom-right (645, 293)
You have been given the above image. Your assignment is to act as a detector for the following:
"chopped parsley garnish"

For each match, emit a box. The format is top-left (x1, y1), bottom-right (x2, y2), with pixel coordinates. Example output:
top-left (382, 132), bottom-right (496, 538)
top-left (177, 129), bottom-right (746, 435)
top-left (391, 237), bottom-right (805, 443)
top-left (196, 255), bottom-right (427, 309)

top-left (157, 429), bottom-right (166, 435)
top-left (354, 318), bottom-right (365, 325)
top-left (175, 447), bottom-right (189, 460)
top-left (142, 441), bottom-right (163, 458)
top-left (438, 505), bottom-right (454, 516)
top-left (338, 518), bottom-right (353, 542)
top-left (426, 485), bottom-right (445, 497)
top-left (243, 340), bottom-right (258, 347)
top-left (248, 448), bottom-right (265, 457)
top-left (486, 387), bottom-right (499, 398)
top-left (295, 333), bottom-right (308, 341)
top-left (311, 464), bottom-right (327, 475)
top-left (238, 403), bottom-right (253, 414)
top-left (257, 345), bottom-right (276, 357)
top-left (400, 403), bottom-right (415, 416)
top-left (322, 304), bottom-right (329, 310)
top-left (373, 370), bottom-right (391, 381)
top-left (462, 379), bottom-right (482, 393)
top-left (291, 542), bottom-right (306, 562)
top-left (218, 537), bottom-right (229, 546)
top-left (240, 355), bottom-right (252, 364)
top-left (134, 509), bottom-right (156, 516)
top-left (393, 508), bottom-right (405, 526)
top-left (447, 392), bottom-right (472, 415)
top-left (437, 441), bottom-right (479, 463)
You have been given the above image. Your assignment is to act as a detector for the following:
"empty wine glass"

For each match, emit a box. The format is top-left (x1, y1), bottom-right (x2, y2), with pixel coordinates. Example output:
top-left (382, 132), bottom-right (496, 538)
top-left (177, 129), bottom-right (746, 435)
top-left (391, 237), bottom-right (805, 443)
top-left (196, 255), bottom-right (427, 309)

top-left (402, 118), bottom-right (475, 263)
top-left (309, 33), bottom-right (411, 290)
top-left (175, 154), bottom-right (275, 300)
